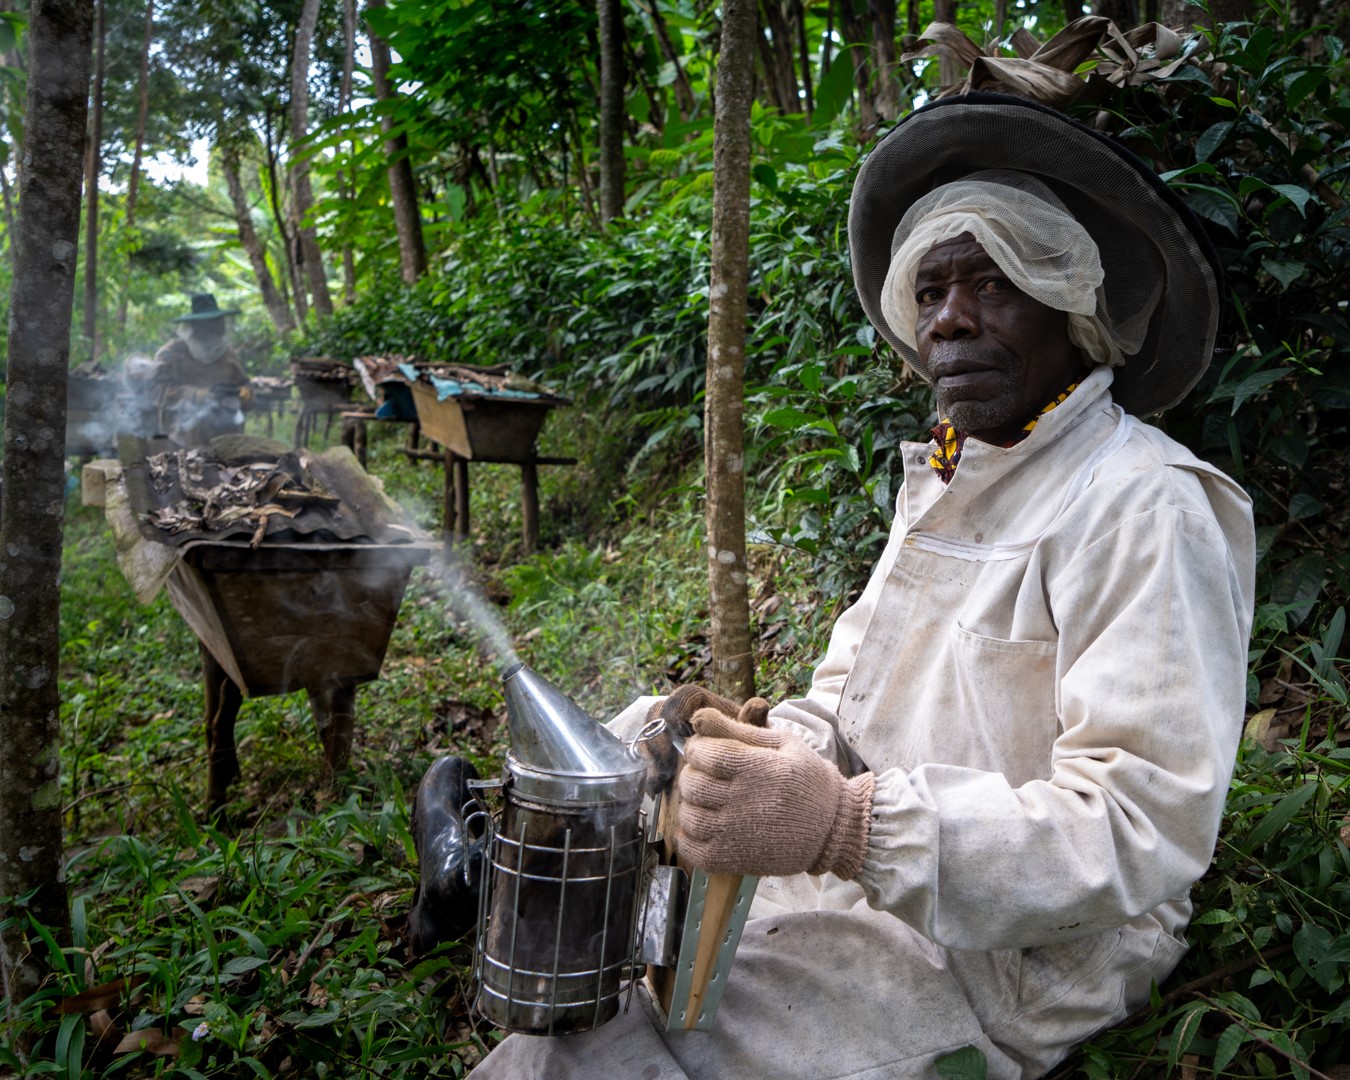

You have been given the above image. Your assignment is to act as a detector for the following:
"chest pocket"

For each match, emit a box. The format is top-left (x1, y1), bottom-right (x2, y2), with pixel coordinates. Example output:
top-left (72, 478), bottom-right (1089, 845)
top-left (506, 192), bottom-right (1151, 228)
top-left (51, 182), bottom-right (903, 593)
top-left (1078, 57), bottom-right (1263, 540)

top-left (919, 623), bottom-right (1060, 787)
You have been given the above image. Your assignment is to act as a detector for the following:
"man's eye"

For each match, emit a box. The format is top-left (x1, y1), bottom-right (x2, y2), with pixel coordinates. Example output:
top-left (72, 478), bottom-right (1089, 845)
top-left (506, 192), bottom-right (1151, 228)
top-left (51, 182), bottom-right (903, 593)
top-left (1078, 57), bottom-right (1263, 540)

top-left (915, 287), bottom-right (942, 304)
top-left (980, 277), bottom-right (1012, 293)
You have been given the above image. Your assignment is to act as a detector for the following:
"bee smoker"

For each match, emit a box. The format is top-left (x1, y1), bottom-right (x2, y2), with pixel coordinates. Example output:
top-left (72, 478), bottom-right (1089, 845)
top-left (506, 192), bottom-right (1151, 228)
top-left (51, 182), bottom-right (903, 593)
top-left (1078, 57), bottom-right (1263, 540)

top-left (469, 662), bottom-right (758, 1038)
top-left (470, 662), bottom-right (649, 1035)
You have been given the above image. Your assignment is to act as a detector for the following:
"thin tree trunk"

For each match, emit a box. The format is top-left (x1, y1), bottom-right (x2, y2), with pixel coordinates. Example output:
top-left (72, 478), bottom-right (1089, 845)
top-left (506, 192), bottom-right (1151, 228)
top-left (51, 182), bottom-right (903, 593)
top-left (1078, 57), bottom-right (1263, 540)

top-left (791, 0), bottom-right (813, 118)
top-left (80, 0), bottom-right (104, 360)
top-left (289, 0), bottom-right (333, 317)
top-left (0, 0), bottom-right (93, 1034)
top-left (338, 0), bottom-right (356, 302)
top-left (754, 19), bottom-right (787, 112)
top-left (367, 0), bottom-right (427, 283)
top-left (115, 0), bottom-right (152, 330)
top-left (0, 166), bottom-right (14, 266)
top-left (841, 0), bottom-right (880, 138)
top-left (644, 0), bottom-right (697, 121)
top-left (598, 0), bottom-right (626, 223)
top-left (704, 0), bottom-right (755, 702)
top-left (762, 1), bottom-right (800, 112)
top-left (1062, 0), bottom-right (1084, 20)
top-left (569, 115), bottom-right (602, 230)
top-left (264, 112), bottom-right (304, 324)
top-left (868, 0), bottom-right (899, 121)
top-left (824, 0), bottom-right (834, 71)
top-left (906, 0), bottom-right (919, 40)
top-left (223, 151), bottom-right (296, 334)
top-left (933, 0), bottom-right (959, 85)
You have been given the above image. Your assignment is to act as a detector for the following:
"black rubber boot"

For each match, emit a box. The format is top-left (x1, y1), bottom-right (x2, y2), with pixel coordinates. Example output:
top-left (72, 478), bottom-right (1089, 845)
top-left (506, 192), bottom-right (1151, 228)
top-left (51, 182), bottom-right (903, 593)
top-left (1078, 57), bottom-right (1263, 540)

top-left (407, 755), bottom-right (485, 956)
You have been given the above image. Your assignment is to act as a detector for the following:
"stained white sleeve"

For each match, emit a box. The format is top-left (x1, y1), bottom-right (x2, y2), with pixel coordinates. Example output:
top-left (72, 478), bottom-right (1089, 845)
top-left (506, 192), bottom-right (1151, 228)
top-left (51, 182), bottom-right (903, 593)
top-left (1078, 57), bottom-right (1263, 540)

top-left (853, 502), bottom-right (1254, 950)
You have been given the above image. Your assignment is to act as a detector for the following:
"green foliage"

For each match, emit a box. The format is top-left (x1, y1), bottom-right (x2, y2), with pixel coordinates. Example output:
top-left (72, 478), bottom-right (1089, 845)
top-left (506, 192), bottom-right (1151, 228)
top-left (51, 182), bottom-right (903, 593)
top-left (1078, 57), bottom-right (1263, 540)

top-left (1079, 16), bottom-right (1350, 670)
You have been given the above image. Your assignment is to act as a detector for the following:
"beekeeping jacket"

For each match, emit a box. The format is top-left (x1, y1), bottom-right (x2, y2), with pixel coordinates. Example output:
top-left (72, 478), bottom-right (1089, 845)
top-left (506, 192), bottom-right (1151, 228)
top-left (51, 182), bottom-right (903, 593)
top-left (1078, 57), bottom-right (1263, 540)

top-left (145, 338), bottom-right (250, 446)
top-left (471, 367), bottom-right (1255, 1080)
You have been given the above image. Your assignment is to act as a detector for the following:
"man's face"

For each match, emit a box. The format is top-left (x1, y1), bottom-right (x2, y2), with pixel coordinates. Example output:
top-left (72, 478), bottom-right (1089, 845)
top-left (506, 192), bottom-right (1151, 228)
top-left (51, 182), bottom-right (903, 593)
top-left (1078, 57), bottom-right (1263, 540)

top-left (913, 234), bottom-right (1085, 444)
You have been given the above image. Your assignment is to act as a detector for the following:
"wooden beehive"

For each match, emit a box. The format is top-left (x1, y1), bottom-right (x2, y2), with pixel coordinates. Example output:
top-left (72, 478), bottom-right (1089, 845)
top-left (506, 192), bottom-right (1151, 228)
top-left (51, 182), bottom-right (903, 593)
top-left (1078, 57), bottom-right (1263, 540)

top-left (165, 539), bottom-right (436, 697)
top-left (409, 381), bottom-right (559, 462)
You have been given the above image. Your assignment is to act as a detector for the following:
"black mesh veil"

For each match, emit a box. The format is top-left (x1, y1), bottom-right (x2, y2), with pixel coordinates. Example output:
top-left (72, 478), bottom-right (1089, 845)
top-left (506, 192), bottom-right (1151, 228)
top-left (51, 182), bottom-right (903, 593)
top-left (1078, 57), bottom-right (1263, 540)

top-left (848, 93), bottom-right (1223, 416)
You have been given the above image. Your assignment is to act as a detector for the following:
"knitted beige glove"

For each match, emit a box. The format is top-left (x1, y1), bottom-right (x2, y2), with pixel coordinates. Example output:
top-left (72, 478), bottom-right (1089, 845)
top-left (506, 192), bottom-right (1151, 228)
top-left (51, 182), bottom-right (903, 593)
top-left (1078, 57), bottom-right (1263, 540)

top-left (676, 709), bottom-right (875, 880)
top-left (645, 685), bottom-right (770, 735)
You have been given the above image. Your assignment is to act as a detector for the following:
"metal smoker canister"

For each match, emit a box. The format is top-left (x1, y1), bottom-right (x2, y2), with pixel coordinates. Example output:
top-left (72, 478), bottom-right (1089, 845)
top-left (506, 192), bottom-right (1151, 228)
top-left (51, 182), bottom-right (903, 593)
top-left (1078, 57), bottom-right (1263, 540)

top-left (475, 663), bottom-right (648, 1035)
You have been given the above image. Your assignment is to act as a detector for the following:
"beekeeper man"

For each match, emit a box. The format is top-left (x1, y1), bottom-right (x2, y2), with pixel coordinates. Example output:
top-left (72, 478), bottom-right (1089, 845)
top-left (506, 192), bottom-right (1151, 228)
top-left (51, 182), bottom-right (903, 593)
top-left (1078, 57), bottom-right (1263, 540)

top-left (468, 94), bottom-right (1255, 1079)
top-left (140, 293), bottom-right (252, 446)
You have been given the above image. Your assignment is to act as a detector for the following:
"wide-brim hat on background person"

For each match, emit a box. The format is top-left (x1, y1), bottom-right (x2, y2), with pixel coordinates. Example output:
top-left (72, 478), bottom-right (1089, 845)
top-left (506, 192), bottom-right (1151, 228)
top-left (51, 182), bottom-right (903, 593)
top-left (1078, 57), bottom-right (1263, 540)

top-left (849, 92), bottom-right (1223, 417)
top-left (171, 293), bottom-right (242, 322)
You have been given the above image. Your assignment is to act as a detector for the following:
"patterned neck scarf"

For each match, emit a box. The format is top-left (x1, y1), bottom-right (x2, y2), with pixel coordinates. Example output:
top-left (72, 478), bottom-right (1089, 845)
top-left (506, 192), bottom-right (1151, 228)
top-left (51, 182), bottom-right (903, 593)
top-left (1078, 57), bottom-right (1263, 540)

top-left (928, 382), bottom-right (1079, 484)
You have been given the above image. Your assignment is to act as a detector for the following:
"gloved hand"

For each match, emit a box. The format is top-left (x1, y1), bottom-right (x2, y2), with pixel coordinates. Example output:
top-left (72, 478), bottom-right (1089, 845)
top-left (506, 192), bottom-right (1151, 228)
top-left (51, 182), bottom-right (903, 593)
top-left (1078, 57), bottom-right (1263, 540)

top-left (238, 384), bottom-right (255, 410)
top-left (645, 684), bottom-right (770, 736)
top-left (676, 709), bottom-right (875, 880)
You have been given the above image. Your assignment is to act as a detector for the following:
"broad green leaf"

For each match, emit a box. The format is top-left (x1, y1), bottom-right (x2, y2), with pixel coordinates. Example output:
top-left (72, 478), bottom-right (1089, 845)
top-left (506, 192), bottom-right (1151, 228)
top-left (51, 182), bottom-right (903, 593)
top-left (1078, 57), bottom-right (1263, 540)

top-left (1271, 184), bottom-right (1314, 215)
top-left (1195, 121), bottom-right (1233, 162)
top-left (1287, 493), bottom-right (1322, 520)
top-left (1241, 780), bottom-right (1317, 853)
top-left (1214, 1024), bottom-right (1249, 1072)
top-left (934, 1045), bottom-right (987, 1080)
top-left (813, 47), bottom-right (859, 126)
top-left (1268, 553), bottom-right (1326, 628)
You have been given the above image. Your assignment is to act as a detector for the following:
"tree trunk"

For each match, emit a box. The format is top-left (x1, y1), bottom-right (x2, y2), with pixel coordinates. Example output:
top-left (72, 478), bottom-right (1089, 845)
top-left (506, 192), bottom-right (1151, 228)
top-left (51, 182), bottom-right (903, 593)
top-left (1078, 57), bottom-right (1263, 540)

top-left (932, 0), bottom-right (959, 85)
top-left (767, 1), bottom-right (803, 112)
top-left (289, 0), bottom-right (333, 317)
top-left (840, 0), bottom-right (880, 138)
top-left (644, 0), bottom-right (697, 121)
top-left (791, 0), bottom-right (813, 118)
top-left (338, 0), bottom-right (356, 302)
top-left (704, 0), bottom-right (755, 702)
top-left (868, 0), bottom-right (899, 121)
top-left (115, 0), bottom-right (152, 330)
top-left (264, 109), bottom-right (303, 324)
top-left (0, 167), bottom-right (14, 266)
top-left (597, 0), bottom-right (625, 223)
top-left (367, 0), bottom-right (427, 283)
top-left (1093, 0), bottom-right (1137, 30)
top-left (0, 0), bottom-right (93, 1032)
top-left (223, 151), bottom-right (296, 334)
top-left (80, 0), bottom-right (104, 360)
top-left (1062, 0), bottom-right (1084, 23)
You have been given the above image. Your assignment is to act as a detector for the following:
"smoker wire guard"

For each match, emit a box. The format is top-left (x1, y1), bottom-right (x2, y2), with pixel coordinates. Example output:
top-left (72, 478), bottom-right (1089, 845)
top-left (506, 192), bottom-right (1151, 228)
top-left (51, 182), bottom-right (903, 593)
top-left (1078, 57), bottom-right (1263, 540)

top-left (462, 721), bottom-right (758, 1036)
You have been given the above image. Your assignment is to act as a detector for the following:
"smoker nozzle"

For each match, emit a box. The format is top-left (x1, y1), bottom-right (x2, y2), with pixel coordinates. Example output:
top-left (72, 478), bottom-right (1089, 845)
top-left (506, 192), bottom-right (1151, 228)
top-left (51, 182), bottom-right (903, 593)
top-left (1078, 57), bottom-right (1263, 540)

top-left (501, 663), bottom-right (644, 781)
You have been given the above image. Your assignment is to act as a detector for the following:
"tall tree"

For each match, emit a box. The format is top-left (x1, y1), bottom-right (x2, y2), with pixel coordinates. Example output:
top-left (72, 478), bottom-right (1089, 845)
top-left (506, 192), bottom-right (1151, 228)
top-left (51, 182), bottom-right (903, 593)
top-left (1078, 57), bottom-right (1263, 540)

top-left (338, 0), bottom-right (356, 300)
top-left (114, 0), bottom-right (152, 331)
top-left (222, 146), bottom-right (296, 333)
top-left (597, 0), bottom-right (625, 223)
top-left (868, 0), bottom-right (899, 120)
top-left (366, 0), bottom-right (426, 283)
top-left (704, 0), bottom-right (756, 701)
top-left (289, 0), bottom-right (333, 317)
top-left (0, 0), bottom-right (93, 1030)
top-left (80, 0), bottom-right (105, 359)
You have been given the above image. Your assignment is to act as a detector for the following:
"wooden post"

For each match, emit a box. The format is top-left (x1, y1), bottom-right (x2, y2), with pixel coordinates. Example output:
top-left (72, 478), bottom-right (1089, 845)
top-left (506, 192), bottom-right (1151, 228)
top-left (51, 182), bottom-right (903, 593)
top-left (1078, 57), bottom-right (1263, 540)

top-left (454, 456), bottom-right (470, 541)
top-left (522, 459), bottom-right (539, 553)
top-left (442, 446), bottom-right (456, 539)
top-left (308, 684), bottom-right (356, 779)
top-left (202, 642), bottom-right (244, 813)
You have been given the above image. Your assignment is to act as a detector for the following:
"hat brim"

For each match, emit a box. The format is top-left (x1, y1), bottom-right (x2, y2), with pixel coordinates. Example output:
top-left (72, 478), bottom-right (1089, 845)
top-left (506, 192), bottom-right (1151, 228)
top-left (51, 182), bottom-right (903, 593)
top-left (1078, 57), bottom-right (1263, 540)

top-left (172, 309), bottom-right (241, 322)
top-left (849, 93), bottom-right (1222, 416)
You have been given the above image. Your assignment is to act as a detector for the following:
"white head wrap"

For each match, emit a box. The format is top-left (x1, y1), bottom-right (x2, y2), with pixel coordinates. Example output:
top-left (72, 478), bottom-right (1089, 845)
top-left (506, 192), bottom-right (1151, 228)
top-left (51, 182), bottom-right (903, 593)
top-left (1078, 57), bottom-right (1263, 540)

top-left (879, 171), bottom-right (1127, 368)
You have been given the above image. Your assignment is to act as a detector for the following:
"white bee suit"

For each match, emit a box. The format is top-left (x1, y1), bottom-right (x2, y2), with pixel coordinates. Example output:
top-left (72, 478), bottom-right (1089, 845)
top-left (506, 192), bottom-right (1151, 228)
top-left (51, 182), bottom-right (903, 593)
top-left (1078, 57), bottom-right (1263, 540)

top-left (470, 368), bottom-right (1255, 1079)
